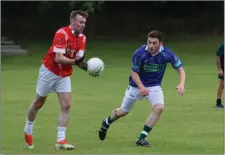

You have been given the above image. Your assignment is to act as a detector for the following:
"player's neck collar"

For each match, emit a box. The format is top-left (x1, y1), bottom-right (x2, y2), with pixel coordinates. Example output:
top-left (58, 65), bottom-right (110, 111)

top-left (69, 25), bottom-right (83, 37)
top-left (145, 45), bottom-right (164, 56)
top-left (69, 25), bottom-right (75, 34)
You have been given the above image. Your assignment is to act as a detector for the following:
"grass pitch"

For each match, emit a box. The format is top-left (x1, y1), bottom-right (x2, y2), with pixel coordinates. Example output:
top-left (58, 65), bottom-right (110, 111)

top-left (1, 37), bottom-right (224, 154)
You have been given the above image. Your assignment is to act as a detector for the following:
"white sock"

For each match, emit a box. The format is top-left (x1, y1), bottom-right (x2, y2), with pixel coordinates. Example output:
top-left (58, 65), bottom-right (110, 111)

top-left (57, 126), bottom-right (66, 142)
top-left (24, 119), bottom-right (34, 135)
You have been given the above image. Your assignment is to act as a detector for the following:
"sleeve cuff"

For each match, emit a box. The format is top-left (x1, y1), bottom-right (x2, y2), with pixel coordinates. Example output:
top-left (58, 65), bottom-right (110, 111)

top-left (53, 46), bottom-right (66, 54)
top-left (76, 50), bottom-right (84, 58)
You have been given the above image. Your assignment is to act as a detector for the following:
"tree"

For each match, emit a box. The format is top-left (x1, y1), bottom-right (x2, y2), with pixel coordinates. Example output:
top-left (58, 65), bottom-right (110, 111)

top-left (37, 1), bottom-right (104, 14)
top-left (68, 1), bottom-right (104, 13)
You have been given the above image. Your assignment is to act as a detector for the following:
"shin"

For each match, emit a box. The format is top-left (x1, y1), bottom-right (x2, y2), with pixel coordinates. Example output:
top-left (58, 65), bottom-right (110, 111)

top-left (217, 79), bottom-right (224, 99)
top-left (110, 108), bottom-right (128, 122)
top-left (25, 94), bottom-right (47, 134)
top-left (146, 104), bottom-right (164, 128)
top-left (57, 92), bottom-right (71, 141)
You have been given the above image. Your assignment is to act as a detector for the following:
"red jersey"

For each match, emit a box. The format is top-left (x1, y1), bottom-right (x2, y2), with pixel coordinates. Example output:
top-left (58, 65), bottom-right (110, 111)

top-left (42, 26), bottom-right (86, 77)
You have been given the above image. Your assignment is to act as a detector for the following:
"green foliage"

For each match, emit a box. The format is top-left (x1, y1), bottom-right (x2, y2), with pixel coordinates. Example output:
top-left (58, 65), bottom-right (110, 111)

top-left (37, 1), bottom-right (54, 13)
top-left (68, 1), bottom-right (104, 12)
top-left (37, 1), bottom-right (104, 14)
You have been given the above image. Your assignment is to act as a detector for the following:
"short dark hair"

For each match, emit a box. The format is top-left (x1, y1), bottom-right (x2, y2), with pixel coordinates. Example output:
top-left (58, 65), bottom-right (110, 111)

top-left (70, 10), bottom-right (89, 19)
top-left (147, 30), bottom-right (163, 42)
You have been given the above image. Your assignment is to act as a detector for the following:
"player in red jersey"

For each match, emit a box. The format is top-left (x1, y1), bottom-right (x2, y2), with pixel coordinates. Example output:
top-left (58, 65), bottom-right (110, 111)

top-left (24, 10), bottom-right (96, 150)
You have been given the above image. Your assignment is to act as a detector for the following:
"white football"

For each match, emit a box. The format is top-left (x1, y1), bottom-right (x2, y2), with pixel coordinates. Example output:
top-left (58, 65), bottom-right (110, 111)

top-left (87, 57), bottom-right (104, 75)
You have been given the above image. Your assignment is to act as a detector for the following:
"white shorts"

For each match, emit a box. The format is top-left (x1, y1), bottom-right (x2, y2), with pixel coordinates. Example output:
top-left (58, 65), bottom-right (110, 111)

top-left (120, 85), bottom-right (164, 112)
top-left (36, 64), bottom-right (71, 97)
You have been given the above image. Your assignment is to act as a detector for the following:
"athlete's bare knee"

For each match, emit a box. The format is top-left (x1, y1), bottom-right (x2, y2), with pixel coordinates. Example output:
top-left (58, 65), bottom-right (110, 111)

top-left (61, 99), bottom-right (71, 111)
top-left (112, 108), bottom-right (128, 117)
top-left (63, 102), bottom-right (71, 111)
top-left (57, 92), bottom-right (71, 111)
top-left (31, 95), bottom-right (47, 110)
top-left (153, 104), bottom-right (164, 113)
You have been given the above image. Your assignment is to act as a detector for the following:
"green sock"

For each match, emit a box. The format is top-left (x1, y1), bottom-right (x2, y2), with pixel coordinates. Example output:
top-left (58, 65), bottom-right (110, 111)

top-left (107, 116), bottom-right (114, 124)
top-left (217, 99), bottom-right (222, 105)
top-left (138, 125), bottom-right (152, 140)
top-left (106, 115), bottom-right (119, 124)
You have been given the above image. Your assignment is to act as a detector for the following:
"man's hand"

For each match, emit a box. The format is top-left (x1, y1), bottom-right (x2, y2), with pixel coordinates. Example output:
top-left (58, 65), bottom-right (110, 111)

top-left (89, 70), bottom-right (100, 77)
top-left (176, 84), bottom-right (184, 96)
top-left (71, 58), bottom-right (76, 64)
top-left (90, 73), bottom-right (99, 77)
top-left (176, 67), bottom-right (185, 96)
top-left (139, 86), bottom-right (149, 96)
top-left (55, 53), bottom-right (76, 64)
top-left (130, 71), bottom-right (148, 96)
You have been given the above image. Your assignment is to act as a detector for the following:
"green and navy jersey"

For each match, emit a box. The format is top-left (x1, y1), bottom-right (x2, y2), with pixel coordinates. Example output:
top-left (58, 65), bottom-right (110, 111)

top-left (216, 42), bottom-right (224, 69)
top-left (129, 45), bottom-right (183, 87)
